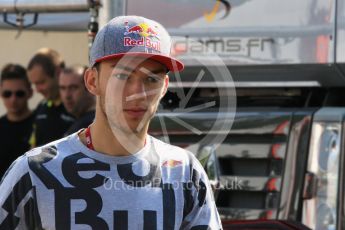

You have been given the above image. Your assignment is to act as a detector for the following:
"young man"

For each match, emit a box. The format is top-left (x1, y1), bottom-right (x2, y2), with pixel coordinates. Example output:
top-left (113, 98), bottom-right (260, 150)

top-left (0, 64), bottom-right (34, 178)
top-left (59, 65), bottom-right (95, 135)
top-left (27, 48), bottom-right (75, 147)
top-left (0, 16), bottom-right (222, 229)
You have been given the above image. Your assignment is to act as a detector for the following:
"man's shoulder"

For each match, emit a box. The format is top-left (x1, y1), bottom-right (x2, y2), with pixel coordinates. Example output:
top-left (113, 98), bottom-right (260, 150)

top-left (27, 135), bottom-right (73, 158)
top-left (151, 136), bottom-right (190, 154)
top-left (0, 114), bottom-right (7, 123)
top-left (69, 111), bottom-right (94, 128)
top-left (33, 100), bottom-right (49, 118)
top-left (150, 136), bottom-right (196, 165)
top-left (34, 100), bottom-right (48, 110)
top-left (34, 100), bottom-right (64, 112)
top-left (34, 100), bottom-right (75, 122)
top-left (0, 152), bottom-right (32, 188)
top-left (1, 135), bottom-right (73, 173)
top-left (26, 112), bottom-right (35, 123)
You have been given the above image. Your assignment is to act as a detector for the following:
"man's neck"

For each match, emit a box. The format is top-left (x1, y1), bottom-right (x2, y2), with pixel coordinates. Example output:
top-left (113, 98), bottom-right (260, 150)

top-left (79, 115), bottom-right (147, 157)
top-left (46, 97), bottom-right (61, 107)
top-left (7, 109), bottom-right (31, 122)
top-left (51, 88), bottom-right (60, 104)
top-left (75, 103), bottom-right (95, 118)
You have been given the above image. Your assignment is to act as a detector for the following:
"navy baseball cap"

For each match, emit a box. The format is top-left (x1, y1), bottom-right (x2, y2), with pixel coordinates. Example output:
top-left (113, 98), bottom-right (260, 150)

top-left (89, 15), bottom-right (184, 72)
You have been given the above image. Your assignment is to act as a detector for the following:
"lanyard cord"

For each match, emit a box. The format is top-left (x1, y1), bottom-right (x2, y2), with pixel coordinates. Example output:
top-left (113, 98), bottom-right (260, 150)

top-left (85, 126), bottom-right (95, 150)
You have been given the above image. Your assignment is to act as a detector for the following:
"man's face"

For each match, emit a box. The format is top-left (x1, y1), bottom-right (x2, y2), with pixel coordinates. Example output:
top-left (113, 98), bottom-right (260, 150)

top-left (27, 65), bottom-right (58, 100)
top-left (97, 57), bottom-right (168, 134)
top-left (59, 72), bottom-right (85, 115)
top-left (0, 79), bottom-right (32, 116)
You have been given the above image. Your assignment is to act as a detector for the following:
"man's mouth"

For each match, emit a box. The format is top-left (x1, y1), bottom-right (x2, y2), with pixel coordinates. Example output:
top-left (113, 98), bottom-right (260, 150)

top-left (123, 107), bottom-right (147, 118)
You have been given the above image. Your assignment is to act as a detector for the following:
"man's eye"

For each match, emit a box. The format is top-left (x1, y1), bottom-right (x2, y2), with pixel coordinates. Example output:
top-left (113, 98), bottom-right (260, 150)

top-left (147, 76), bottom-right (160, 83)
top-left (113, 74), bottom-right (129, 80)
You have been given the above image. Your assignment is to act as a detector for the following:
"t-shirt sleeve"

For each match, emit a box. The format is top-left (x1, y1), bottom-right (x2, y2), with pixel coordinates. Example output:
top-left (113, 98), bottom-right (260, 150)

top-left (181, 153), bottom-right (223, 230)
top-left (0, 154), bottom-right (40, 230)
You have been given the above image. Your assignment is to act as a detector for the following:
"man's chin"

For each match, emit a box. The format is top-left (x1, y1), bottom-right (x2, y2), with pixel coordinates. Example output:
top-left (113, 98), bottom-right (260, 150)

top-left (108, 121), bottom-right (147, 135)
top-left (43, 93), bottom-right (50, 99)
top-left (9, 110), bottom-right (21, 115)
top-left (66, 108), bottom-right (74, 115)
top-left (124, 124), bottom-right (145, 134)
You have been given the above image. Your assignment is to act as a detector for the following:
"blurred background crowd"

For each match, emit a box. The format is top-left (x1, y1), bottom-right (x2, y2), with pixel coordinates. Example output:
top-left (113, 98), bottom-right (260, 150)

top-left (0, 47), bottom-right (96, 177)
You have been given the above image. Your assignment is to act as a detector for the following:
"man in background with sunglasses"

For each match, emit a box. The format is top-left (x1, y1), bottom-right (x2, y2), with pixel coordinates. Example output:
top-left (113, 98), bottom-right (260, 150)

top-left (0, 63), bottom-right (34, 178)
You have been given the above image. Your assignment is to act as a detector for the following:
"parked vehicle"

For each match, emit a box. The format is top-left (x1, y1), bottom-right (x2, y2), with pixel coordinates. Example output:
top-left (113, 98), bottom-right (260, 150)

top-left (146, 0), bottom-right (345, 229)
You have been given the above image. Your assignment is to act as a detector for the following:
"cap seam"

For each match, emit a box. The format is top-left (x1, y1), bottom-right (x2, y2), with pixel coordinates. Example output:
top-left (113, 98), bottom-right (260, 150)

top-left (103, 23), bottom-right (108, 59)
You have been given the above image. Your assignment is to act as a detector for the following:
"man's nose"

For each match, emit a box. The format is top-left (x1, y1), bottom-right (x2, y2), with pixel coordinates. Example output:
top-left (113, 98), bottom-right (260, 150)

top-left (126, 79), bottom-right (146, 101)
top-left (9, 95), bottom-right (17, 102)
top-left (63, 90), bottom-right (73, 99)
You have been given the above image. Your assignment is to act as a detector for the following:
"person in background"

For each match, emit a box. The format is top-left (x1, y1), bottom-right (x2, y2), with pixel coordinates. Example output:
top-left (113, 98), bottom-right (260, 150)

top-left (0, 64), bottom-right (34, 178)
top-left (59, 65), bottom-right (95, 136)
top-left (27, 48), bottom-right (75, 147)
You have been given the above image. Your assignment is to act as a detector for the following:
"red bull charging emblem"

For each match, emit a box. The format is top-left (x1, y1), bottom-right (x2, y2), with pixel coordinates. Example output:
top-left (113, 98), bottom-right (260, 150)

top-left (124, 22), bottom-right (161, 51)
top-left (162, 160), bottom-right (183, 168)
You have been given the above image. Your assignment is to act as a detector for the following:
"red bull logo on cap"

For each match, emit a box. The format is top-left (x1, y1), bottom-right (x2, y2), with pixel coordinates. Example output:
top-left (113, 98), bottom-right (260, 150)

top-left (123, 22), bottom-right (161, 52)
top-left (124, 22), bottom-right (159, 38)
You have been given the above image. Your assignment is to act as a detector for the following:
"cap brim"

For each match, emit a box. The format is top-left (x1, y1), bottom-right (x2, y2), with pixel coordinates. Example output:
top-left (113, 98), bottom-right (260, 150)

top-left (95, 52), bottom-right (184, 72)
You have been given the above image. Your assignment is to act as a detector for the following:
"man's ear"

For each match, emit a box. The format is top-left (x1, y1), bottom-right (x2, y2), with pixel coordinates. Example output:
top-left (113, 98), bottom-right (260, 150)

top-left (84, 68), bottom-right (100, 96)
top-left (161, 75), bottom-right (169, 98)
